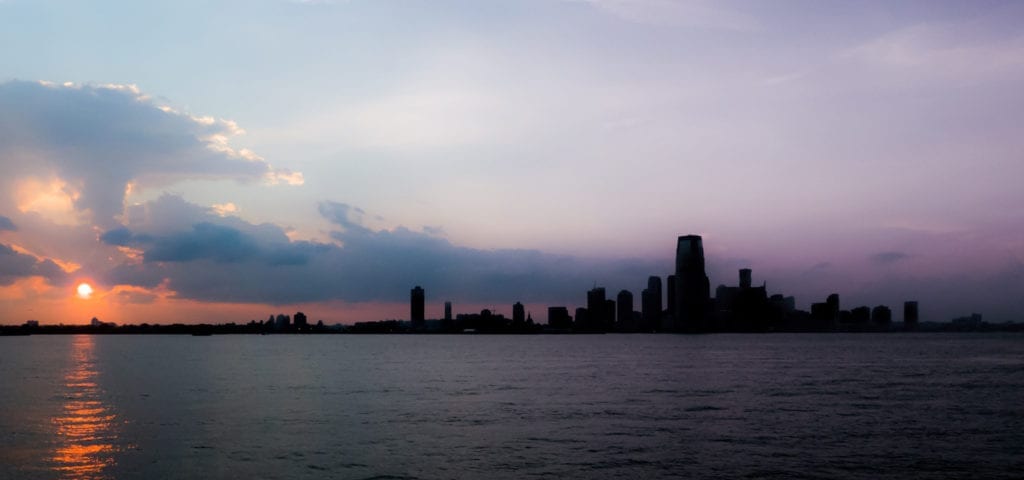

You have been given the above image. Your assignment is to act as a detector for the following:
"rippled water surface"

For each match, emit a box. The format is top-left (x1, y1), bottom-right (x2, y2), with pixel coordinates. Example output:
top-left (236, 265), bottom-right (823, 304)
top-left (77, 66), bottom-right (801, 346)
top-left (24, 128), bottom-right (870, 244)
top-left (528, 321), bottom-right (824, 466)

top-left (1, 333), bottom-right (1022, 479)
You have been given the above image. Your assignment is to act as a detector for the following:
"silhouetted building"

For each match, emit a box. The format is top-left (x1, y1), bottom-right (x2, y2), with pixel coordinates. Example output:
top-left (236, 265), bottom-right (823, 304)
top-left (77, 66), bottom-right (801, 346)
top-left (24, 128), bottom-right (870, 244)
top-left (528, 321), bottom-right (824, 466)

top-left (584, 287), bottom-right (608, 331)
top-left (513, 302), bottom-right (525, 324)
top-left (455, 309), bottom-right (508, 332)
top-left (871, 305), bottom-right (892, 325)
top-left (410, 286), bottom-right (425, 330)
top-left (603, 299), bottom-right (615, 330)
top-left (809, 293), bottom-right (840, 330)
top-left (952, 313), bottom-right (983, 326)
top-left (904, 301), bottom-right (919, 329)
top-left (850, 306), bottom-right (871, 324)
top-left (647, 276), bottom-right (662, 312)
top-left (275, 313), bottom-right (290, 329)
top-left (547, 307), bottom-right (572, 330)
top-left (827, 294), bottom-right (840, 317)
top-left (575, 307), bottom-right (589, 330)
top-left (444, 302), bottom-right (452, 322)
top-left (294, 311), bottom-right (308, 331)
top-left (666, 275), bottom-right (676, 320)
top-left (739, 268), bottom-right (752, 289)
top-left (616, 290), bottom-right (633, 331)
top-left (641, 288), bottom-right (658, 331)
top-left (714, 268), bottom-right (770, 331)
top-left (674, 235), bottom-right (710, 331)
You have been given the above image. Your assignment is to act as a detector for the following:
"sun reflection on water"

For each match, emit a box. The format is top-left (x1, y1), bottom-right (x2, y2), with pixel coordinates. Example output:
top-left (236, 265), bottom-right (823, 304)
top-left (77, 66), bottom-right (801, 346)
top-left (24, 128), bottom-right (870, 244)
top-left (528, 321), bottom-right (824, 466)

top-left (50, 335), bottom-right (119, 479)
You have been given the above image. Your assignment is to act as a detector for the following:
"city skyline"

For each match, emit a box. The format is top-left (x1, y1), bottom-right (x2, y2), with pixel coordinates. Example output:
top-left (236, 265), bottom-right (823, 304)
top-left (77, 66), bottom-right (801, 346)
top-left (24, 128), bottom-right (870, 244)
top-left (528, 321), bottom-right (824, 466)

top-left (2, 1), bottom-right (1024, 324)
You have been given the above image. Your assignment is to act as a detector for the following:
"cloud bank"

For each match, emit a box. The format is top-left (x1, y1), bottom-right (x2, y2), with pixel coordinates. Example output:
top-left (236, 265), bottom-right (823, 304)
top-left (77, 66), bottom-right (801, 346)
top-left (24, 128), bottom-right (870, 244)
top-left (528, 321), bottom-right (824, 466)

top-left (100, 195), bottom-right (660, 305)
top-left (0, 243), bottom-right (66, 286)
top-left (0, 81), bottom-right (301, 228)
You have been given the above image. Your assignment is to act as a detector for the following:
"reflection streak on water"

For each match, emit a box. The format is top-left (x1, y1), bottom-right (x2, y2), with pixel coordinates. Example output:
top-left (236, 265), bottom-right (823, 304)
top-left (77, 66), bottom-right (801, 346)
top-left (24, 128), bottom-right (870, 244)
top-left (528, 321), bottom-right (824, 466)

top-left (51, 335), bottom-right (118, 479)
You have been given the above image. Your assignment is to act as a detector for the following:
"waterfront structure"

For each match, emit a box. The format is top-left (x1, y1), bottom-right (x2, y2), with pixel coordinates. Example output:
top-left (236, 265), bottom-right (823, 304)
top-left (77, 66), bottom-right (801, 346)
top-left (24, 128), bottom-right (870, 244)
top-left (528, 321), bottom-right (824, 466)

top-left (411, 286), bottom-right (425, 330)
top-left (547, 307), bottom-right (572, 330)
top-left (666, 275), bottom-right (676, 322)
top-left (872, 305), bottom-right (892, 325)
top-left (641, 276), bottom-right (662, 330)
top-left (904, 301), bottom-right (919, 329)
top-left (674, 235), bottom-right (710, 331)
top-left (584, 287), bottom-right (607, 331)
top-left (714, 268), bottom-right (769, 331)
top-left (513, 302), bottom-right (525, 324)
top-left (617, 290), bottom-right (634, 331)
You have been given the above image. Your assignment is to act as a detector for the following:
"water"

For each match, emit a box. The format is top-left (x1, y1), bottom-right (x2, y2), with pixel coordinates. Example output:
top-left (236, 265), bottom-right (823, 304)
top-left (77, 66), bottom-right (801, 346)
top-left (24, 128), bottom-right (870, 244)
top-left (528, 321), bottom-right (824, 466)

top-left (1, 333), bottom-right (1022, 479)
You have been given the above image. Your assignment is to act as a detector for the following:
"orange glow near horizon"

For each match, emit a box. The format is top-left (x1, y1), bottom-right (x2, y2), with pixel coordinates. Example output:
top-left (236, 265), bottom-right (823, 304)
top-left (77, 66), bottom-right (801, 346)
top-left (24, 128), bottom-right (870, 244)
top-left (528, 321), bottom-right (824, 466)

top-left (1, 281), bottom-right (413, 326)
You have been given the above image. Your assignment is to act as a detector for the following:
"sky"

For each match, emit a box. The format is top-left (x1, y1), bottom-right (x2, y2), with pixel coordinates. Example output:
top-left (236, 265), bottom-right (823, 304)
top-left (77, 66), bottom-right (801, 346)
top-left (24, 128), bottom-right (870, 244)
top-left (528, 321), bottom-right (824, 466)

top-left (1, 0), bottom-right (1023, 324)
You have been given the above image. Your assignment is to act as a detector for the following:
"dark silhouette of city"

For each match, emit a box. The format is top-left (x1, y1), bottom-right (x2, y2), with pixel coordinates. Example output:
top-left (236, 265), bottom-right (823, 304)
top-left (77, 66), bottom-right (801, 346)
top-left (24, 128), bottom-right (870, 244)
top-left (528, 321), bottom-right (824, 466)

top-left (4, 234), bottom-right (1015, 336)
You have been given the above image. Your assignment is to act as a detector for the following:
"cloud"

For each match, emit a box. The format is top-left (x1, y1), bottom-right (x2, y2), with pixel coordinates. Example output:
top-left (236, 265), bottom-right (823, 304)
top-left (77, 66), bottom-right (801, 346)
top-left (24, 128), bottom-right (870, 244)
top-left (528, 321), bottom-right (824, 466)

top-left (0, 215), bottom-right (14, 231)
top-left (567, 0), bottom-right (758, 30)
top-left (841, 23), bottom-right (1024, 82)
top-left (0, 242), bottom-right (66, 286)
top-left (100, 195), bottom-right (662, 305)
top-left (143, 223), bottom-right (262, 264)
top-left (0, 80), bottom-right (299, 227)
top-left (870, 251), bottom-right (910, 265)
top-left (110, 287), bottom-right (158, 305)
top-left (317, 202), bottom-right (370, 234)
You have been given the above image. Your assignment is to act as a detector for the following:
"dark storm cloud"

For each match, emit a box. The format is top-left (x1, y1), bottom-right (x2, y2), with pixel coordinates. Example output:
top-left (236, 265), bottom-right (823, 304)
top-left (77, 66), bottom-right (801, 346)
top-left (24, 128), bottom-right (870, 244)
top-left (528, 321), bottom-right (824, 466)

top-left (0, 81), bottom-right (299, 226)
top-left (870, 251), bottom-right (910, 265)
top-left (0, 215), bottom-right (15, 231)
top-left (99, 227), bottom-right (136, 246)
top-left (0, 242), bottom-right (66, 286)
top-left (144, 223), bottom-right (261, 263)
top-left (102, 196), bottom-right (662, 305)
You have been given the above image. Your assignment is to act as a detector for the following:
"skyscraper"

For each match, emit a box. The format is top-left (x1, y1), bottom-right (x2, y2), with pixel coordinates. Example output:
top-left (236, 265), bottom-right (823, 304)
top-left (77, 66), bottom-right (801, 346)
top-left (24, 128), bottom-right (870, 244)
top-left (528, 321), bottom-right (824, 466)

top-left (513, 302), bottom-right (525, 324)
top-left (647, 276), bottom-right (662, 310)
top-left (617, 289), bottom-right (633, 331)
top-left (410, 286), bottom-right (425, 330)
top-left (586, 287), bottom-right (607, 332)
top-left (904, 301), bottom-right (919, 329)
top-left (294, 311), bottom-right (308, 331)
top-left (444, 301), bottom-right (452, 322)
top-left (674, 235), bottom-right (710, 332)
top-left (642, 276), bottom-right (662, 329)
top-left (641, 288), bottom-right (659, 330)
top-left (666, 275), bottom-right (676, 319)
top-left (739, 268), bottom-right (752, 289)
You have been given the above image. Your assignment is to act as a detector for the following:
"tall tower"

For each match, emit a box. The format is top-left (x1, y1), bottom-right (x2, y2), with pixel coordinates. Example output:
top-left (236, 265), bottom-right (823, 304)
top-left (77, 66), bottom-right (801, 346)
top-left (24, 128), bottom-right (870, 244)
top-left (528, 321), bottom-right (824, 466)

top-left (647, 276), bottom-right (662, 312)
top-left (617, 289), bottom-right (633, 330)
top-left (903, 301), bottom-right (919, 329)
top-left (586, 287), bottom-right (607, 332)
top-left (666, 275), bottom-right (676, 319)
top-left (444, 301), bottom-right (452, 322)
top-left (674, 235), bottom-right (710, 331)
top-left (410, 286), bottom-right (425, 329)
top-left (739, 268), bottom-right (752, 289)
top-left (513, 302), bottom-right (525, 324)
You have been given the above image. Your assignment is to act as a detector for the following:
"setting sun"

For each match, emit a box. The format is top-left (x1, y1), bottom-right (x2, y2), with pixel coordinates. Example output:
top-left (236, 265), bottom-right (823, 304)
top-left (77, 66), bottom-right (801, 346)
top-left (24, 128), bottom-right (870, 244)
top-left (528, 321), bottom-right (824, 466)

top-left (76, 283), bottom-right (94, 299)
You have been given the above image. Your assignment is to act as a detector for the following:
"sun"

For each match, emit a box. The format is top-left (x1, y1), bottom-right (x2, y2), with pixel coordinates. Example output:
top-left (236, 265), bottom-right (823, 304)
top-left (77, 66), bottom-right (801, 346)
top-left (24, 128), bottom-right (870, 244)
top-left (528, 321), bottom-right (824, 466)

top-left (76, 283), bottom-right (94, 299)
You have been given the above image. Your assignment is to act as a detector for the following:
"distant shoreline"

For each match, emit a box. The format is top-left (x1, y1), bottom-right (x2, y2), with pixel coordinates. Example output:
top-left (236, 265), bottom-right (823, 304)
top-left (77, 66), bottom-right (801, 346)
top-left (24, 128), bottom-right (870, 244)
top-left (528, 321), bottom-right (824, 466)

top-left (3, 322), bottom-right (1022, 336)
